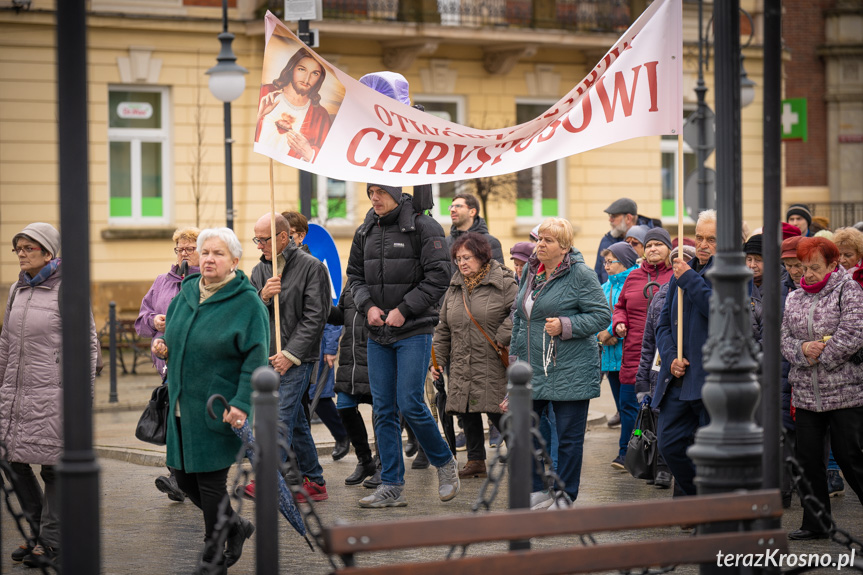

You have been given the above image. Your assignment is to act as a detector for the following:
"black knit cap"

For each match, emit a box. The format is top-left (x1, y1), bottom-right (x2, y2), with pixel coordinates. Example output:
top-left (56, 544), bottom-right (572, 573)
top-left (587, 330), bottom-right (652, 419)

top-left (786, 204), bottom-right (812, 227)
top-left (744, 234), bottom-right (763, 255)
top-left (367, 183), bottom-right (402, 204)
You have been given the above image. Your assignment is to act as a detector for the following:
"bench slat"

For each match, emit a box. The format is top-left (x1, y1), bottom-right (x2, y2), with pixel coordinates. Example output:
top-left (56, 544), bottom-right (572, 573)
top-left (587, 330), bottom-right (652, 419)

top-left (322, 490), bottom-right (782, 555)
top-left (331, 530), bottom-right (788, 575)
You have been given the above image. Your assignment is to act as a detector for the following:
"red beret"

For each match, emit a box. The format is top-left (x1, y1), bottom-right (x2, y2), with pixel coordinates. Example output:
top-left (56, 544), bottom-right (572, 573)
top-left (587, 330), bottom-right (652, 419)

top-left (782, 222), bottom-right (802, 240)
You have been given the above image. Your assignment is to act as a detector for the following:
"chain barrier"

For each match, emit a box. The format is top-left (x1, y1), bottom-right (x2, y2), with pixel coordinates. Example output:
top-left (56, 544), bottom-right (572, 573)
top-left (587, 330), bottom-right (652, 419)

top-left (781, 430), bottom-right (863, 574)
top-left (0, 441), bottom-right (58, 573)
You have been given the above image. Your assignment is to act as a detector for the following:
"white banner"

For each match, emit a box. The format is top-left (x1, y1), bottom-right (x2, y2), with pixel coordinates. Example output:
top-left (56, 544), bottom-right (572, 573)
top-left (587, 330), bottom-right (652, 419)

top-left (253, 0), bottom-right (682, 186)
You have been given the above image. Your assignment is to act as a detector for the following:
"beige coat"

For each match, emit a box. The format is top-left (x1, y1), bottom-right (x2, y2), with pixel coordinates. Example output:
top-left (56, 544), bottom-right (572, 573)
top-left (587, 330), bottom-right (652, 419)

top-left (434, 260), bottom-right (518, 414)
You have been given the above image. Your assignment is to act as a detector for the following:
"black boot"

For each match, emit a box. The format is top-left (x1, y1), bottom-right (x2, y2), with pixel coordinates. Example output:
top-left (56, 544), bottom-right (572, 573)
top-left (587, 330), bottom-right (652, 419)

top-left (345, 455), bottom-right (376, 486)
top-left (224, 515), bottom-right (255, 567)
top-left (338, 407), bottom-right (372, 462)
top-left (411, 446), bottom-right (430, 470)
top-left (403, 418), bottom-right (418, 458)
top-left (363, 455), bottom-right (382, 488)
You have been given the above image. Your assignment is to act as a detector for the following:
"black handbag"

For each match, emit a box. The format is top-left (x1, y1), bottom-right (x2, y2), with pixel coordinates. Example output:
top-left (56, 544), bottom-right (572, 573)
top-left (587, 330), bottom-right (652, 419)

top-left (135, 383), bottom-right (169, 445)
top-left (624, 399), bottom-right (659, 480)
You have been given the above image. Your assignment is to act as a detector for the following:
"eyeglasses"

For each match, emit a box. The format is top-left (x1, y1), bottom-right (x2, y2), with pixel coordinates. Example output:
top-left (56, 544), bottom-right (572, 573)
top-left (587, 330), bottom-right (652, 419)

top-left (455, 255), bottom-right (475, 264)
top-left (252, 236), bottom-right (272, 246)
top-left (12, 246), bottom-right (42, 255)
top-left (174, 247), bottom-right (196, 255)
top-left (603, 260), bottom-right (621, 267)
top-left (449, 203), bottom-right (468, 211)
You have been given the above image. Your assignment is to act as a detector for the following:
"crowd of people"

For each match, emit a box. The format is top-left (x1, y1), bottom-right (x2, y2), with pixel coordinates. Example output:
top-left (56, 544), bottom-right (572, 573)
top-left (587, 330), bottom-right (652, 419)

top-left (3, 191), bottom-right (863, 568)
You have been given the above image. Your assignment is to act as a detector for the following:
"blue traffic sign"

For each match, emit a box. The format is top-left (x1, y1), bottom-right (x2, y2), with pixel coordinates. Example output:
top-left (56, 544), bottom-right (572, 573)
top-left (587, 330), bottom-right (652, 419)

top-left (303, 223), bottom-right (342, 305)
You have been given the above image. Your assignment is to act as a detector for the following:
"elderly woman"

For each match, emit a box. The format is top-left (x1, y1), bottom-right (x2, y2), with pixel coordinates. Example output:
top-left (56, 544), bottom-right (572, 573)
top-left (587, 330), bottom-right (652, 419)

top-left (780, 237), bottom-right (863, 541)
top-left (0, 223), bottom-right (99, 566)
top-left (833, 227), bottom-right (863, 288)
top-left (151, 228), bottom-right (269, 572)
top-left (432, 233), bottom-right (518, 479)
top-left (612, 228), bottom-right (674, 473)
top-left (135, 227), bottom-right (200, 502)
top-left (598, 242), bottom-right (639, 470)
top-left (511, 218), bottom-right (611, 509)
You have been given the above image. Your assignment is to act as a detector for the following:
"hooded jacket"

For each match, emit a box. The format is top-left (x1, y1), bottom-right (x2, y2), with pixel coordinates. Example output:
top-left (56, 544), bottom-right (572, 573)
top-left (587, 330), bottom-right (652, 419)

top-left (600, 265), bottom-right (637, 372)
top-left (0, 266), bottom-right (99, 465)
top-left (434, 260), bottom-right (518, 414)
top-left (329, 288), bottom-right (370, 397)
top-left (511, 248), bottom-right (611, 402)
top-left (346, 194), bottom-right (450, 345)
top-left (780, 266), bottom-right (863, 412)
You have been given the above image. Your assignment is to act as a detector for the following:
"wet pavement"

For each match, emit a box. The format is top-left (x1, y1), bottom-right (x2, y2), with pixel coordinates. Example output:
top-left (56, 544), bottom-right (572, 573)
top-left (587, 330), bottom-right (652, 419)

top-left (1, 364), bottom-right (861, 574)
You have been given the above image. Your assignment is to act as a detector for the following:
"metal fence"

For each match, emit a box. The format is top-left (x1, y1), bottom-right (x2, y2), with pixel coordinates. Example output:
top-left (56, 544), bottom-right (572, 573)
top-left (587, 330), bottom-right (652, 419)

top-left (264, 0), bottom-right (631, 32)
top-left (806, 202), bottom-right (863, 229)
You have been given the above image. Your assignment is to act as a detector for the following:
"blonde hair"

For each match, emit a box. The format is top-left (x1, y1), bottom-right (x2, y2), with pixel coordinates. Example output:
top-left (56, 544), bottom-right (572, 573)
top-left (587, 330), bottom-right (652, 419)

top-left (173, 227), bottom-right (201, 245)
top-left (833, 227), bottom-right (863, 257)
top-left (537, 217), bottom-right (574, 251)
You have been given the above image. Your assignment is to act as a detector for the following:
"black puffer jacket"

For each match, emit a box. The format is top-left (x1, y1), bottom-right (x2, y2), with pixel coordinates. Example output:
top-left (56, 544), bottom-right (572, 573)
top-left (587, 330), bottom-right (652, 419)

top-left (444, 216), bottom-right (505, 279)
top-left (250, 243), bottom-right (331, 363)
top-left (347, 194), bottom-right (450, 345)
top-left (329, 288), bottom-right (369, 397)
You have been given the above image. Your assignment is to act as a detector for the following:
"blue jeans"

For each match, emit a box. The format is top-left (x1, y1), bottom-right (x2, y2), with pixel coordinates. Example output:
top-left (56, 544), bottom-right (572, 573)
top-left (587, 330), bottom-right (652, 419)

top-left (278, 362), bottom-right (324, 484)
top-left (607, 371), bottom-right (621, 412)
top-left (531, 399), bottom-right (590, 501)
top-left (618, 383), bottom-right (639, 459)
top-left (368, 334), bottom-right (452, 485)
top-left (538, 404), bottom-right (558, 470)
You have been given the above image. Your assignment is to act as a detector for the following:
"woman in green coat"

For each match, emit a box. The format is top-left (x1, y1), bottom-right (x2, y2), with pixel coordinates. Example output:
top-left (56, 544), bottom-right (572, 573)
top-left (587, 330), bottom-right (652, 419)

top-left (151, 228), bottom-right (269, 574)
top-left (511, 218), bottom-right (611, 509)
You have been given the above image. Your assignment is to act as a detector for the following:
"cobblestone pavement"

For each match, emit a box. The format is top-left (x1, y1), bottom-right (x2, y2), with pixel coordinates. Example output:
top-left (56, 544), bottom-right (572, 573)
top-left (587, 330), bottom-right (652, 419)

top-left (0, 364), bottom-right (860, 574)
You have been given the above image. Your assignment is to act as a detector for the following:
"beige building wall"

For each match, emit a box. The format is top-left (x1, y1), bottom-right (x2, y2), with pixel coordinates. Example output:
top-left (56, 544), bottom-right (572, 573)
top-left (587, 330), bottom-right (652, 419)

top-left (1, 3), bottom-right (769, 323)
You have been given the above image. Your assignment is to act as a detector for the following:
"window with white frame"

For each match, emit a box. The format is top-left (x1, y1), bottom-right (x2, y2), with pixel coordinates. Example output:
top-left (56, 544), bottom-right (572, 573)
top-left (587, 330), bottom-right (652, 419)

top-left (310, 175), bottom-right (353, 224)
top-left (108, 87), bottom-right (171, 224)
top-left (413, 96), bottom-right (464, 223)
top-left (515, 101), bottom-right (564, 220)
top-left (660, 108), bottom-right (697, 223)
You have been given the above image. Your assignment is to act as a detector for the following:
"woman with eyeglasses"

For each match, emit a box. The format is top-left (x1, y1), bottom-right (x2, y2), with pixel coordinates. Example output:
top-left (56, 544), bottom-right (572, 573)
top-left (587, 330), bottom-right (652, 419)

top-left (431, 232), bottom-right (518, 480)
top-left (0, 223), bottom-right (100, 566)
top-left (135, 227), bottom-right (200, 503)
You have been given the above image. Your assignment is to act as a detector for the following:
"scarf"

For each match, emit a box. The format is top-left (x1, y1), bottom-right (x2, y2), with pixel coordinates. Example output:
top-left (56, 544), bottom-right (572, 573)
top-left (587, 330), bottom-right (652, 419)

top-left (463, 262), bottom-right (491, 294)
top-left (199, 271), bottom-right (236, 303)
top-left (25, 258), bottom-right (60, 287)
top-left (800, 269), bottom-right (834, 294)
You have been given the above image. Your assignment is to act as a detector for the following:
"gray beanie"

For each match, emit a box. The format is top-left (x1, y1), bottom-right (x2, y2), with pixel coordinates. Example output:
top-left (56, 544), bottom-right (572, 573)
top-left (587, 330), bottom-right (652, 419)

top-left (367, 183), bottom-right (402, 205)
top-left (14, 222), bottom-right (60, 258)
top-left (625, 225), bottom-right (648, 246)
top-left (608, 242), bottom-right (639, 269)
top-left (643, 227), bottom-right (673, 250)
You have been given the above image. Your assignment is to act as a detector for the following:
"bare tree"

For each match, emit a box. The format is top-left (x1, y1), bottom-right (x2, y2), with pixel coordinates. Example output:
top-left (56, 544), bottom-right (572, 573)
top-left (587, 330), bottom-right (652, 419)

top-left (189, 54), bottom-right (208, 228)
top-left (454, 173), bottom-right (518, 227)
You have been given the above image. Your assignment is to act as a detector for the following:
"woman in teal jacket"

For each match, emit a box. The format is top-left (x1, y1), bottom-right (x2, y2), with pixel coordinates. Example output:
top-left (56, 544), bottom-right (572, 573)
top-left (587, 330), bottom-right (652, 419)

top-left (598, 242), bottom-right (639, 470)
top-left (152, 228), bottom-right (269, 574)
top-left (511, 218), bottom-right (611, 508)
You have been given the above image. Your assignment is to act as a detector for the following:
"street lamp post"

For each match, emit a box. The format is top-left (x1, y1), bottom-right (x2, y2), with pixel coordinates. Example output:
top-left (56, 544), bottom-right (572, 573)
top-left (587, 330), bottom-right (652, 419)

top-left (207, 0), bottom-right (248, 231)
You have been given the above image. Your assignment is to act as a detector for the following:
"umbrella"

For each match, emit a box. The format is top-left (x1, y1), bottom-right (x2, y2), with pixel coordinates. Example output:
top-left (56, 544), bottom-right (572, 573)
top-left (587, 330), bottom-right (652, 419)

top-left (308, 363), bottom-right (331, 417)
top-left (207, 394), bottom-right (307, 540)
top-left (431, 348), bottom-right (456, 455)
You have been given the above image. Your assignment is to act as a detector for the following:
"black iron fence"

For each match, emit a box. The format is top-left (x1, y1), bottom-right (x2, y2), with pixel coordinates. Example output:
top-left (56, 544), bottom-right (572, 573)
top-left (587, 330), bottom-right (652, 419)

top-left (805, 202), bottom-right (863, 229)
top-left (262, 0), bottom-right (632, 32)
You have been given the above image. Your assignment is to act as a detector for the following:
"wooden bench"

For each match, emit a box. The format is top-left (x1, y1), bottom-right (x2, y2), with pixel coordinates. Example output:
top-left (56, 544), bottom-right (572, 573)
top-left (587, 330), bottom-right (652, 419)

top-left (320, 489), bottom-right (786, 575)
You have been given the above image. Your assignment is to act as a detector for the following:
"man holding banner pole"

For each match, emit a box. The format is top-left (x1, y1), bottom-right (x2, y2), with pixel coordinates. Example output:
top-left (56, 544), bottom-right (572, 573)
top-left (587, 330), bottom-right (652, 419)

top-left (652, 209), bottom-right (716, 496)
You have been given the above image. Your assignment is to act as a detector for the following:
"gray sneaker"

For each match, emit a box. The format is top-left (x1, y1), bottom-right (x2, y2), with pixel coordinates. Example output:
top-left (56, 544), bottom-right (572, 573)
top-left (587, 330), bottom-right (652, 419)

top-left (437, 457), bottom-right (460, 502)
top-left (358, 484), bottom-right (407, 508)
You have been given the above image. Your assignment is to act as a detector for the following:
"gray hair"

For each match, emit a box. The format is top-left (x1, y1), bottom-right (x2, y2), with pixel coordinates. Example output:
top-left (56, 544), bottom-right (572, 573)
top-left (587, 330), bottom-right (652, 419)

top-left (697, 209), bottom-right (717, 227)
top-left (197, 227), bottom-right (243, 260)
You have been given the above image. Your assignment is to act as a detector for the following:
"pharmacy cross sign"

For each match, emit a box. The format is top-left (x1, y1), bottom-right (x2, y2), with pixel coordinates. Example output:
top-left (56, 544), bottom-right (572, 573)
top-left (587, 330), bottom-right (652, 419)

top-left (781, 98), bottom-right (807, 142)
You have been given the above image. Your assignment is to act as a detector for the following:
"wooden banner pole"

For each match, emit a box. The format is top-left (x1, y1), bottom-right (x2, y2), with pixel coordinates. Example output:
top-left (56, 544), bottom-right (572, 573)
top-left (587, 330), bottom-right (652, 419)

top-left (269, 159), bottom-right (282, 355)
top-left (677, 134), bottom-right (684, 363)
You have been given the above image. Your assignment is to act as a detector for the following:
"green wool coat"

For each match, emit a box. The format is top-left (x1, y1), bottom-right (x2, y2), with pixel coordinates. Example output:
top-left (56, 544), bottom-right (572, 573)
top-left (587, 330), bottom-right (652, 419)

top-left (163, 270), bottom-right (269, 473)
top-left (511, 248), bottom-right (611, 402)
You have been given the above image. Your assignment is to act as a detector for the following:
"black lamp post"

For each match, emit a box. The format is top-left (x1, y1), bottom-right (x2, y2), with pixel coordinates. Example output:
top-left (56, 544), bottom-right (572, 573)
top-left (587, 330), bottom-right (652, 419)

top-left (207, 0), bottom-right (248, 231)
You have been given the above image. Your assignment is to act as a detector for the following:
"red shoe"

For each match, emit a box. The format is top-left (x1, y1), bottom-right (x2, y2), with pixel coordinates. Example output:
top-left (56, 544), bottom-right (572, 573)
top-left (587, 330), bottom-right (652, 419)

top-left (243, 481), bottom-right (256, 500)
top-left (294, 477), bottom-right (328, 503)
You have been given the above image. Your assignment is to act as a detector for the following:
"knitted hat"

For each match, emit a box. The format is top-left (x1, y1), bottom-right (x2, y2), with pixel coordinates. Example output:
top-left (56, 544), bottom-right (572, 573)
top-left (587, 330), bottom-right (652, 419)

top-left (367, 183), bottom-right (402, 204)
top-left (744, 234), bottom-right (763, 255)
top-left (13, 222), bottom-right (60, 258)
top-left (608, 242), bottom-right (639, 269)
top-left (781, 222), bottom-right (802, 240)
top-left (781, 236), bottom-right (802, 259)
top-left (786, 204), bottom-right (812, 227)
top-left (509, 242), bottom-right (535, 263)
top-left (625, 225), bottom-right (648, 246)
top-left (604, 198), bottom-right (637, 215)
top-left (643, 228), bottom-right (673, 250)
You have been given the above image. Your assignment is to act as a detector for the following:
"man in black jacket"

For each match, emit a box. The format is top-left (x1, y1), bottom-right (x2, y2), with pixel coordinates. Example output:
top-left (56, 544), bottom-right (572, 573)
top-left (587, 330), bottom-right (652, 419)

top-left (445, 192), bottom-right (504, 275)
top-left (249, 213), bottom-right (331, 501)
top-left (347, 183), bottom-right (460, 508)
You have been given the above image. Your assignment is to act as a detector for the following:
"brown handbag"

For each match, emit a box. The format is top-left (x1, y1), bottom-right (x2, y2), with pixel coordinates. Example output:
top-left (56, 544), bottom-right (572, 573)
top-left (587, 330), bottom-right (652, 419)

top-left (462, 290), bottom-right (510, 369)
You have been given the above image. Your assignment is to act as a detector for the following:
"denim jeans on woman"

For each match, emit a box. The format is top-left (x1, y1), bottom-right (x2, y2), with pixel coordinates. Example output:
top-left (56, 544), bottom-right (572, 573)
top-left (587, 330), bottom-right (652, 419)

top-left (531, 399), bottom-right (590, 501)
top-left (367, 333), bottom-right (452, 485)
top-left (278, 361), bottom-right (324, 484)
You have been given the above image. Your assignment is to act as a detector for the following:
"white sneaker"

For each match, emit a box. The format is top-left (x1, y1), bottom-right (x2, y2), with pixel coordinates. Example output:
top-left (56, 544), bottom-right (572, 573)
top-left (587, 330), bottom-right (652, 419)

top-left (547, 492), bottom-right (573, 510)
top-left (358, 484), bottom-right (407, 508)
top-left (530, 490), bottom-right (553, 510)
top-left (437, 457), bottom-right (461, 501)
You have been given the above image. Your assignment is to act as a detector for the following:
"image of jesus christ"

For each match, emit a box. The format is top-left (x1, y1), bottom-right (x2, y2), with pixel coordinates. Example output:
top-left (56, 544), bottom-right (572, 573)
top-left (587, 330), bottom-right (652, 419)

top-left (255, 47), bottom-right (332, 163)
